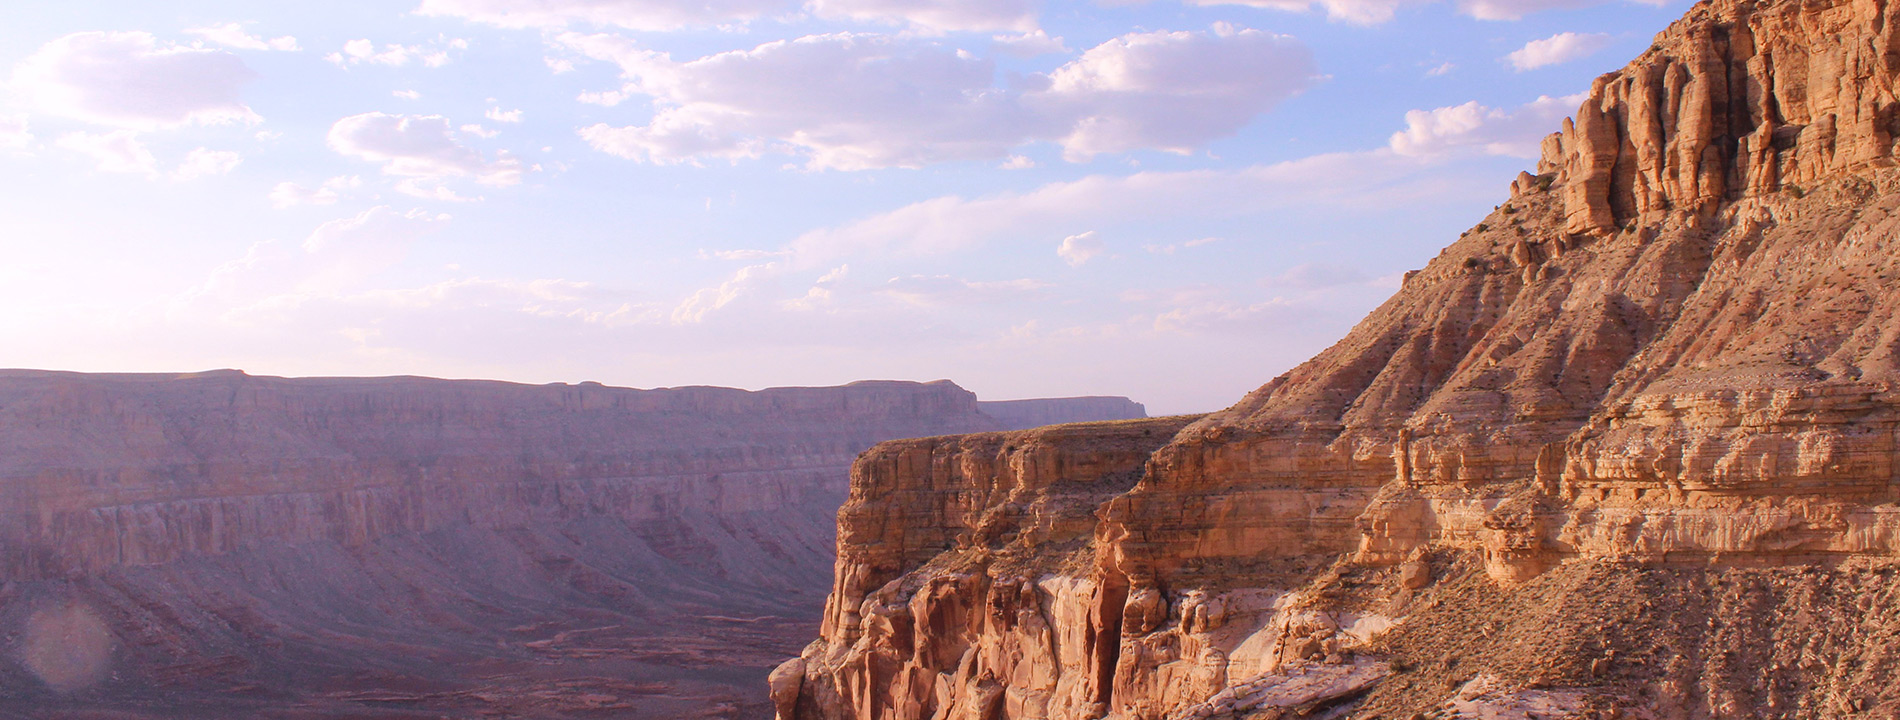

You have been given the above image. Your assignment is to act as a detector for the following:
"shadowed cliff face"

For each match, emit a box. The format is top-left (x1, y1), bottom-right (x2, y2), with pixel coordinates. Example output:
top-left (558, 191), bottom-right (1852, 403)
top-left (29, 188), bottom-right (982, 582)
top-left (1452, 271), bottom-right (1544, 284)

top-left (0, 371), bottom-right (1054, 719)
top-left (786, 0), bottom-right (1900, 717)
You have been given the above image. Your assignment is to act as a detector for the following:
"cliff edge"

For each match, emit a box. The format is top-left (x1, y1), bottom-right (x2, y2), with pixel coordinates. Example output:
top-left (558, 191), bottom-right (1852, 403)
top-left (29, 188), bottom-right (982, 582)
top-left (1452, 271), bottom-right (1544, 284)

top-left (783, 0), bottom-right (1900, 717)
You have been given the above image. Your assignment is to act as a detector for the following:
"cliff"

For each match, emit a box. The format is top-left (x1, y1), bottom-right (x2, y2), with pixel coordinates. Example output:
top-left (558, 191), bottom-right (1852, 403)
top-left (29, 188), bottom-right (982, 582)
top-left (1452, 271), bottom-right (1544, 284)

top-left (979, 398), bottom-right (1149, 431)
top-left (0, 371), bottom-right (994, 583)
top-left (783, 0), bottom-right (1900, 717)
top-left (0, 371), bottom-right (1132, 719)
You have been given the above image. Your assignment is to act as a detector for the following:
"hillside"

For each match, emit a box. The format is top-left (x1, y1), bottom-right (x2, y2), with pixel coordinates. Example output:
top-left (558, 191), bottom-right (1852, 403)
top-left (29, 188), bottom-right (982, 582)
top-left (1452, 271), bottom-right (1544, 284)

top-left (778, 0), bottom-right (1900, 717)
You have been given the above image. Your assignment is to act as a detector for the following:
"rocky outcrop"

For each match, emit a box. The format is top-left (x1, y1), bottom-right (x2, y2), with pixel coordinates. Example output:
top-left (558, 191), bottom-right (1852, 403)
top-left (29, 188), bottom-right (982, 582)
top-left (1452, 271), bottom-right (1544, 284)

top-left (979, 398), bottom-right (1148, 431)
top-left (0, 371), bottom-right (1143, 719)
top-left (1542, 0), bottom-right (1900, 235)
top-left (784, 0), bottom-right (1900, 717)
top-left (783, 416), bottom-right (1200, 720)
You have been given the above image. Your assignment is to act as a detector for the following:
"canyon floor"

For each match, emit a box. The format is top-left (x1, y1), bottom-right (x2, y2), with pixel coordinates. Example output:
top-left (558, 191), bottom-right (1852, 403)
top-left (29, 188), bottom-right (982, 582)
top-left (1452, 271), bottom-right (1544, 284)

top-left (7, 509), bottom-right (833, 719)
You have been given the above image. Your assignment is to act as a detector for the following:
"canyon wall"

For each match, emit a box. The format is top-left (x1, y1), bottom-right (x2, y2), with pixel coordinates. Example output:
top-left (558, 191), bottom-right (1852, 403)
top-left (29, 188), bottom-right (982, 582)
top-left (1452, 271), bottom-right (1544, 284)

top-left (0, 370), bottom-right (1139, 719)
top-left (784, 0), bottom-right (1900, 717)
top-left (0, 371), bottom-right (996, 583)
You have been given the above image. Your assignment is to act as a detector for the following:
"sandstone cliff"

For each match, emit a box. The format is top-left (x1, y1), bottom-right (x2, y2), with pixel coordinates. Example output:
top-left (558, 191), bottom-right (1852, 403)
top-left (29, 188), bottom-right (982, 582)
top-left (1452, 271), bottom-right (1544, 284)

top-left (0, 371), bottom-right (1135, 719)
top-left (979, 398), bottom-right (1149, 431)
top-left (783, 0), bottom-right (1900, 717)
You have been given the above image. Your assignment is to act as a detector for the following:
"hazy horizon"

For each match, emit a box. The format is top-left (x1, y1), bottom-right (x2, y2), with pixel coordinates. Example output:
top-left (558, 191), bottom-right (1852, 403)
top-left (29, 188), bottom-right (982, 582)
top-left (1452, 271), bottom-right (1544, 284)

top-left (1, 0), bottom-right (1684, 415)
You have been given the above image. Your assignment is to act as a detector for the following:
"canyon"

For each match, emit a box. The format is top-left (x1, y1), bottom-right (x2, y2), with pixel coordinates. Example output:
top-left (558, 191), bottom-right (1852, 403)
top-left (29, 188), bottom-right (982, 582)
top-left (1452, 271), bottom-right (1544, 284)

top-left (0, 370), bottom-right (1140, 718)
top-left (778, 0), bottom-right (1900, 717)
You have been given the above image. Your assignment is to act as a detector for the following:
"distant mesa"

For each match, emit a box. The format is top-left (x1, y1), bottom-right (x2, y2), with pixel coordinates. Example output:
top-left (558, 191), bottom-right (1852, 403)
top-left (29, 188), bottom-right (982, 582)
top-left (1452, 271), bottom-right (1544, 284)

top-left (0, 368), bottom-right (1143, 719)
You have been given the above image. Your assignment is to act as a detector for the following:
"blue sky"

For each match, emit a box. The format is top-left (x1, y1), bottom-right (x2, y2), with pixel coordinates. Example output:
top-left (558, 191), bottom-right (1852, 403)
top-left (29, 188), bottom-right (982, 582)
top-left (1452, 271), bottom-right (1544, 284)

top-left (0, 0), bottom-right (1683, 414)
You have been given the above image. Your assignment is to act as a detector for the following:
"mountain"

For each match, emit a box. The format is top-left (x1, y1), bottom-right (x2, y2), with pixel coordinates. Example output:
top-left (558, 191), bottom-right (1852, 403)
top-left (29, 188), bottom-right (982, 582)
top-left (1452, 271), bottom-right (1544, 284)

top-left (0, 370), bottom-right (1139, 719)
top-left (777, 0), bottom-right (1900, 717)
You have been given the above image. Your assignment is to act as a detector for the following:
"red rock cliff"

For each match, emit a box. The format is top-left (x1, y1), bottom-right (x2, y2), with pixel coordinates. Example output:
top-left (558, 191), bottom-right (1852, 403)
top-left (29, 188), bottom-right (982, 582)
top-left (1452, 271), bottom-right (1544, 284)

top-left (785, 0), bottom-right (1900, 717)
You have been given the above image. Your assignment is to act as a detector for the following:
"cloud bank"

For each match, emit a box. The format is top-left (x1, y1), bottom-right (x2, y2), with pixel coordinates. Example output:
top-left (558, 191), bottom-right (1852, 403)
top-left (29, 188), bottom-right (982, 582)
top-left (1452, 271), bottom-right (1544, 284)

top-left (567, 25), bottom-right (1316, 169)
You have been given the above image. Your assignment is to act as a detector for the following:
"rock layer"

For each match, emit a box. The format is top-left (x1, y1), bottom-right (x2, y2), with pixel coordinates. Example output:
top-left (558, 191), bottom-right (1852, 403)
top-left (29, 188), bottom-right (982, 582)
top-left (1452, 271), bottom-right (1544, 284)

top-left (784, 0), bottom-right (1900, 717)
top-left (0, 371), bottom-right (1137, 718)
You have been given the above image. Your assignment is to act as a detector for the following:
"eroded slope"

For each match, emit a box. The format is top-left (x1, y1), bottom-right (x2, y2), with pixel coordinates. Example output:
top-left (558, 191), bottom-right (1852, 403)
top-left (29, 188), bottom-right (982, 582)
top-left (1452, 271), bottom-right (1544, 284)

top-left (783, 0), bottom-right (1900, 717)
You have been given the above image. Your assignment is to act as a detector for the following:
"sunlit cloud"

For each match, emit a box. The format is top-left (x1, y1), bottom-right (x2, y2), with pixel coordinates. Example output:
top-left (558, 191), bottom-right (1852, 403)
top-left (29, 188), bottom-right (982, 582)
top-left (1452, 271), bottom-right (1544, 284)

top-left (13, 31), bottom-right (260, 130)
top-left (184, 23), bottom-right (300, 52)
top-left (1506, 32), bottom-right (1612, 70)
top-left (567, 25), bottom-right (1316, 169)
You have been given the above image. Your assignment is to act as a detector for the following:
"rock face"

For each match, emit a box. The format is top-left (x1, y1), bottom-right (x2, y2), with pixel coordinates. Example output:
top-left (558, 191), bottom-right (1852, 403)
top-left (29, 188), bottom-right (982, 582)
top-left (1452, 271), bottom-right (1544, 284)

top-left (979, 398), bottom-right (1149, 431)
top-left (0, 371), bottom-right (1136, 719)
top-left (782, 0), bottom-right (1900, 717)
top-left (787, 416), bottom-right (1203, 720)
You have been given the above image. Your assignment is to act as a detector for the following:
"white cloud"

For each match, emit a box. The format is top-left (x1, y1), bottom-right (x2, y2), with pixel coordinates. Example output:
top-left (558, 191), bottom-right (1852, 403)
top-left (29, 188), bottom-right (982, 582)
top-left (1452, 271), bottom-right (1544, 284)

top-left (1506, 32), bottom-right (1612, 70)
top-left (672, 262), bottom-right (776, 324)
top-left (485, 107), bottom-right (524, 123)
top-left (784, 264), bottom-right (849, 309)
top-left (1181, 0), bottom-right (1658, 24)
top-left (55, 130), bottom-right (158, 176)
top-left (568, 25), bottom-right (1315, 170)
top-left (328, 112), bottom-right (523, 188)
top-left (1000, 154), bottom-right (1036, 169)
top-left (1425, 61), bottom-right (1454, 76)
top-left (993, 30), bottom-right (1068, 57)
top-left (808, 0), bottom-right (1039, 33)
top-left (546, 56), bottom-right (576, 73)
top-left (1040, 24), bottom-right (1315, 161)
top-left (326, 39), bottom-right (457, 68)
top-left (460, 123), bottom-right (499, 138)
top-left (269, 175), bottom-right (361, 208)
top-left (415, 0), bottom-right (787, 31)
top-left (184, 23), bottom-right (300, 51)
top-left (1057, 231), bottom-right (1102, 266)
top-left (12, 31), bottom-right (260, 130)
top-left (172, 147), bottom-right (242, 180)
top-left (0, 115), bottom-right (32, 152)
top-left (393, 89), bottom-right (422, 99)
top-left (1388, 93), bottom-right (1582, 158)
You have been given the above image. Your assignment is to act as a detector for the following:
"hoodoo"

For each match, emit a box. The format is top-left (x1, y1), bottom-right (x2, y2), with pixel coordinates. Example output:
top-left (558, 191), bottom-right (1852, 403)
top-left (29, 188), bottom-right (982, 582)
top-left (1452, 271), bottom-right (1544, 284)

top-left (780, 0), bottom-right (1900, 716)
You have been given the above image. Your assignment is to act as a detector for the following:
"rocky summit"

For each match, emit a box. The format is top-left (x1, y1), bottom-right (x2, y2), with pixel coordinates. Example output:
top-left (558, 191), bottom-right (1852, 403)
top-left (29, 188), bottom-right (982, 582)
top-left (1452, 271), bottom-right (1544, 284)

top-left (777, 0), bottom-right (1900, 717)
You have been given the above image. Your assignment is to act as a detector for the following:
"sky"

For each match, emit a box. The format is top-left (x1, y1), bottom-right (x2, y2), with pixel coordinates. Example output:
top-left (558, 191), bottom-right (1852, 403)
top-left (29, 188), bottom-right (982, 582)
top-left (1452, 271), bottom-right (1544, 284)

top-left (0, 0), bottom-right (1686, 414)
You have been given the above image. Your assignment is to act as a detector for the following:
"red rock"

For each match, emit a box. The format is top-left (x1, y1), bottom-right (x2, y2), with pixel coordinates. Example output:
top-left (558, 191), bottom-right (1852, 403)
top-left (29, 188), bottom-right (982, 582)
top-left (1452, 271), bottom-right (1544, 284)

top-left (784, 0), bottom-right (1900, 717)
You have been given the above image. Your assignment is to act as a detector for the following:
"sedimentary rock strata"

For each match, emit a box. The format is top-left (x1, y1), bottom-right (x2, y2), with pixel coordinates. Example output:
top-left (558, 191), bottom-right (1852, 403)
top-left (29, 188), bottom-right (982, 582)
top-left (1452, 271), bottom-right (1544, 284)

top-left (782, 0), bottom-right (1900, 716)
top-left (0, 371), bottom-right (1137, 718)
